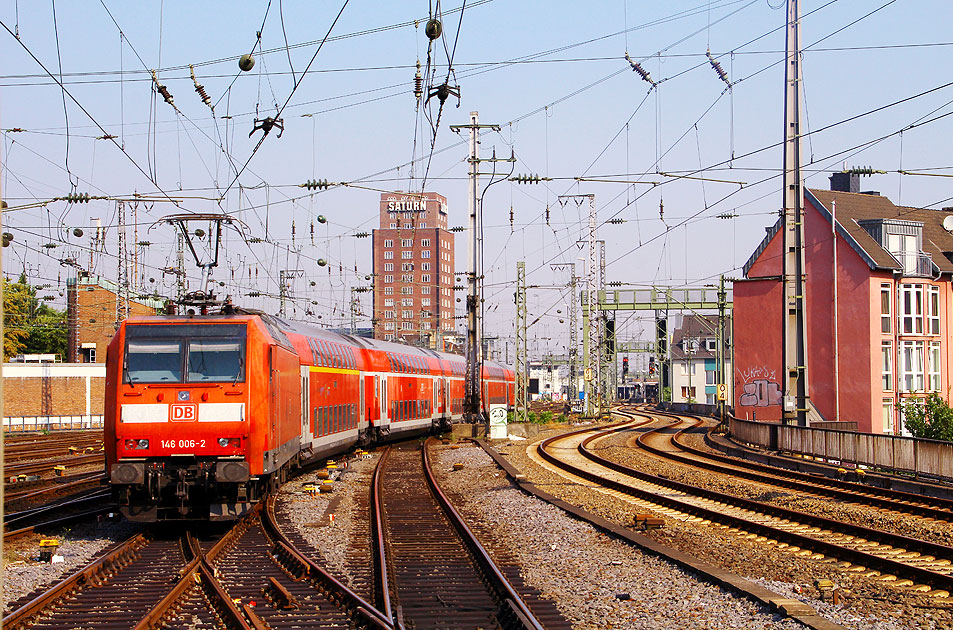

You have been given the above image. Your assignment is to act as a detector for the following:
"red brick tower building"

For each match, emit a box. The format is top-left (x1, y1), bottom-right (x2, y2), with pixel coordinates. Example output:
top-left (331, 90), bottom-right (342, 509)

top-left (372, 192), bottom-right (455, 346)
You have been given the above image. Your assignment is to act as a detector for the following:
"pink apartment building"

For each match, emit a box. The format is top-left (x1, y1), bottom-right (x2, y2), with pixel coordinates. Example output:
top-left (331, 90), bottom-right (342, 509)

top-left (734, 174), bottom-right (953, 433)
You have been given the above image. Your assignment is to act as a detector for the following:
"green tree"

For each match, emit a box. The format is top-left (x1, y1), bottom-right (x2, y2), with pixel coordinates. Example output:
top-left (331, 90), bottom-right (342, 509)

top-left (902, 394), bottom-right (953, 442)
top-left (3, 274), bottom-right (67, 360)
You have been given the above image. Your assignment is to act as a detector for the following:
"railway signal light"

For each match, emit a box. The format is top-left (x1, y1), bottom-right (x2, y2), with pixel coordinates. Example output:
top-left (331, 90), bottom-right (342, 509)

top-left (649, 357), bottom-right (656, 375)
top-left (622, 357), bottom-right (629, 376)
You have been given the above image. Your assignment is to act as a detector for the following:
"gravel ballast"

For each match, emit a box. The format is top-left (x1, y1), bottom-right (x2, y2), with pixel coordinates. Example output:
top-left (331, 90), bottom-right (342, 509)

top-left (432, 442), bottom-right (806, 629)
top-left (495, 422), bottom-right (952, 630)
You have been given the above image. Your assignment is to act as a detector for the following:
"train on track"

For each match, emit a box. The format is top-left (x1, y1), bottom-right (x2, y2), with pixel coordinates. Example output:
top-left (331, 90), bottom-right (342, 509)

top-left (105, 308), bottom-right (514, 522)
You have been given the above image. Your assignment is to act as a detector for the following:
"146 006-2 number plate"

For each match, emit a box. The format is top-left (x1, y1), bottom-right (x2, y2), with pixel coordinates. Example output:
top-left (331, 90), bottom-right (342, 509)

top-left (160, 439), bottom-right (206, 449)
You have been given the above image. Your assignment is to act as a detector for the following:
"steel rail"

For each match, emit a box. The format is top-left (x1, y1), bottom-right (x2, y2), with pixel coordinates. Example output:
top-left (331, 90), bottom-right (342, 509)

top-left (645, 406), bottom-right (953, 512)
top-left (421, 437), bottom-right (547, 630)
top-left (261, 495), bottom-right (395, 630)
top-left (370, 445), bottom-right (397, 625)
top-left (620, 408), bottom-right (953, 522)
top-left (2, 534), bottom-right (148, 629)
top-left (539, 424), bottom-right (953, 593)
top-left (132, 530), bottom-right (253, 630)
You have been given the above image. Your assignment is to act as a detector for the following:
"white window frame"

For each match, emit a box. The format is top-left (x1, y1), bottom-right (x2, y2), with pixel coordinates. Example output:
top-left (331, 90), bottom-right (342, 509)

top-left (421, 286), bottom-right (431, 294)
top-left (421, 262), bottom-right (431, 271)
top-left (881, 284), bottom-right (891, 333)
top-left (881, 340), bottom-right (893, 391)
top-left (384, 275), bottom-right (394, 283)
top-left (384, 310), bottom-right (395, 319)
top-left (929, 341), bottom-right (941, 392)
top-left (383, 263), bottom-right (394, 272)
top-left (882, 398), bottom-right (894, 434)
top-left (421, 274), bottom-right (431, 283)
top-left (384, 298), bottom-right (394, 307)
top-left (384, 239), bottom-right (393, 248)
top-left (421, 250), bottom-right (431, 259)
top-left (401, 238), bottom-right (413, 247)
top-left (928, 285), bottom-right (940, 335)
top-left (401, 286), bottom-right (413, 294)
top-left (401, 251), bottom-right (413, 259)
top-left (899, 284), bottom-right (923, 335)
top-left (383, 251), bottom-right (393, 260)
top-left (421, 239), bottom-right (430, 247)
top-left (900, 340), bottom-right (924, 392)
top-left (384, 287), bottom-right (394, 295)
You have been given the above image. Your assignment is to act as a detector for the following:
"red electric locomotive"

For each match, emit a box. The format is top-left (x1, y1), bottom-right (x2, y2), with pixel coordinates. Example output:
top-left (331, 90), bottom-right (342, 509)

top-left (105, 310), bottom-right (514, 521)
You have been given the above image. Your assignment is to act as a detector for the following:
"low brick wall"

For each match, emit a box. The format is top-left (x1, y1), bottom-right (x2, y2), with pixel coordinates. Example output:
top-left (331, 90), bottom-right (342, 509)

top-left (2, 363), bottom-right (105, 430)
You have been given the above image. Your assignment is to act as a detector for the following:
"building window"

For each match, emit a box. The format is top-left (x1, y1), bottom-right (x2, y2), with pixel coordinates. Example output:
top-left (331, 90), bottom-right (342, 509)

top-left (422, 298), bottom-right (431, 307)
top-left (420, 222), bottom-right (427, 228)
top-left (899, 284), bottom-right (923, 334)
top-left (384, 239), bottom-right (393, 248)
top-left (900, 340), bottom-right (924, 392)
top-left (421, 286), bottom-right (431, 294)
top-left (883, 399), bottom-right (894, 434)
top-left (401, 310), bottom-right (413, 318)
top-left (401, 251), bottom-right (413, 259)
top-left (680, 386), bottom-right (696, 400)
top-left (401, 298), bottom-right (414, 306)
top-left (886, 232), bottom-right (918, 275)
top-left (385, 333), bottom-right (395, 341)
top-left (881, 284), bottom-right (891, 333)
top-left (929, 341), bottom-right (941, 392)
top-left (401, 286), bottom-right (413, 294)
top-left (389, 223), bottom-right (397, 229)
top-left (384, 287), bottom-right (393, 295)
top-left (401, 263), bottom-right (414, 271)
top-left (384, 298), bottom-right (394, 307)
top-left (421, 250), bottom-right (431, 259)
top-left (881, 341), bottom-right (892, 391)
top-left (384, 251), bottom-right (393, 260)
top-left (421, 321), bottom-right (431, 330)
top-left (401, 274), bottom-right (413, 283)
top-left (705, 370), bottom-right (717, 384)
top-left (422, 262), bottom-right (431, 271)
top-left (421, 239), bottom-right (430, 247)
top-left (385, 310), bottom-right (395, 319)
top-left (384, 275), bottom-right (394, 283)
top-left (706, 339), bottom-right (717, 352)
top-left (401, 239), bottom-right (413, 247)
top-left (421, 274), bottom-right (431, 283)
top-left (928, 285), bottom-right (940, 335)
top-left (384, 322), bottom-right (395, 331)
top-left (384, 263), bottom-right (394, 272)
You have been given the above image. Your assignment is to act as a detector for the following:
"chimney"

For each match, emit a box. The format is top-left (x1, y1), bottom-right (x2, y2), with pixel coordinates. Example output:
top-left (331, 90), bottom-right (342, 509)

top-left (829, 171), bottom-right (859, 193)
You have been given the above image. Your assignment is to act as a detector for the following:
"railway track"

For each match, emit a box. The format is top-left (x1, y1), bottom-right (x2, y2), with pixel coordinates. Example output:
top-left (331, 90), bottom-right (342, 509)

top-left (373, 440), bottom-right (551, 630)
top-left (3, 502), bottom-right (393, 629)
top-left (537, 420), bottom-right (953, 599)
top-left (2, 431), bottom-right (103, 463)
top-left (633, 406), bottom-right (953, 520)
top-left (4, 487), bottom-right (116, 540)
top-left (3, 453), bottom-right (104, 478)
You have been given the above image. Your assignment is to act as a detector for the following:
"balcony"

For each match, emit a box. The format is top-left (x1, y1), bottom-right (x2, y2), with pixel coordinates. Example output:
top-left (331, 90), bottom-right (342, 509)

top-left (891, 251), bottom-right (935, 278)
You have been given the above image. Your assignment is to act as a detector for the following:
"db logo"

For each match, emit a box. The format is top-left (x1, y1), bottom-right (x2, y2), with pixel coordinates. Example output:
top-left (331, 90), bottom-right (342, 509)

top-left (170, 403), bottom-right (197, 422)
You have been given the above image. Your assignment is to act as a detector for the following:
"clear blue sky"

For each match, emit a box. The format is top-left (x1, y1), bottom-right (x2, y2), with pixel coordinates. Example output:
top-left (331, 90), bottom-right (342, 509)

top-left (2, 1), bottom-right (952, 356)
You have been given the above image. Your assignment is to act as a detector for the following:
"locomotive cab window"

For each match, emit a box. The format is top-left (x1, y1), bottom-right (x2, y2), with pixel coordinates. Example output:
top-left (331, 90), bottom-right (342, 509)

top-left (123, 324), bottom-right (246, 384)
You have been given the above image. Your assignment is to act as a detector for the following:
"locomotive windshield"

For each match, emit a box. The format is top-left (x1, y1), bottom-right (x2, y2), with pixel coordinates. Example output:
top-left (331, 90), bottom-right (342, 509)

top-left (124, 324), bottom-right (246, 384)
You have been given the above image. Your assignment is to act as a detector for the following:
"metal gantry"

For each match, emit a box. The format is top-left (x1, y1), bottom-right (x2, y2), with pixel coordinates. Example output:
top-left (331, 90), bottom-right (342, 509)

top-left (514, 261), bottom-right (528, 424)
top-left (551, 262), bottom-right (579, 401)
top-left (559, 194), bottom-right (601, 418)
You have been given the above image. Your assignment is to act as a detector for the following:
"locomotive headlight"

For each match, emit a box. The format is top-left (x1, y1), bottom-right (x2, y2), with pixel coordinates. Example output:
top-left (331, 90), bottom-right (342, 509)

top-left (138, 439), bottom-right (149, 449)
top-left (125, 439), bottom-right (137, 449)
top-left (124, 439), bottom-right (149, 450)
top-left (218, 437), bottom-right (241, 448)
top-left (218, 437), bottom-right (229, 447)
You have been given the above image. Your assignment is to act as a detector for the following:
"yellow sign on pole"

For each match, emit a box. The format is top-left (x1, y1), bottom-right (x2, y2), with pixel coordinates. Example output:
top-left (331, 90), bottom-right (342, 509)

top-left (717, 383), bottom-right (727, 401)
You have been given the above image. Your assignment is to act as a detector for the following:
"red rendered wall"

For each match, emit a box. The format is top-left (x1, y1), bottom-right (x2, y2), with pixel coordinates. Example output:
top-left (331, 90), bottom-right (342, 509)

top-left (733, 277), bottom-right (784, 421)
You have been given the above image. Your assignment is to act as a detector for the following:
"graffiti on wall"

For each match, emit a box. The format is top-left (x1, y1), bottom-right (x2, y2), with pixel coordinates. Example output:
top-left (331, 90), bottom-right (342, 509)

top-left (737, 366), bottom-right (782, 407)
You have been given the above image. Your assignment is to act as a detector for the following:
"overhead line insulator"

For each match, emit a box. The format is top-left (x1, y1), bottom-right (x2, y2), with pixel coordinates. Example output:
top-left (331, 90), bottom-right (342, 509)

top-left (509, 174), bottom-right (551, 184)
top-left (151, 70), bottom-right (176, 109)
top-left (190, 64), bottom-right (213, 110)
top-left (300, 179), bottom-right (332, 191)
top-left (624, 52), bottom-right (657, 88)
top-left (705, 50), bottom-right (731, 86)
